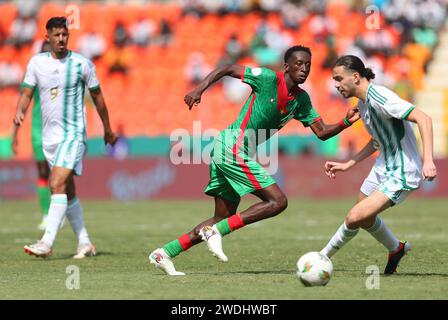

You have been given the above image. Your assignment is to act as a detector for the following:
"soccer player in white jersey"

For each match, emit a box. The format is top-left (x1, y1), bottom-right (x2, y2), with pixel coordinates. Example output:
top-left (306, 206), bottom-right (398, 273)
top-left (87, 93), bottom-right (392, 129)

top-left (13, 17), bottom-right (117, 259)
top-left (319, 55), bottom-right (437, 274)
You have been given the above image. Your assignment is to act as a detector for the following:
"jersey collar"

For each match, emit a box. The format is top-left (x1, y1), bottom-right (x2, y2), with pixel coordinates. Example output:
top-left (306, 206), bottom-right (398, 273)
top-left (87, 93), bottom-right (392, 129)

top-left (276, 71), bottom-right (303, 113)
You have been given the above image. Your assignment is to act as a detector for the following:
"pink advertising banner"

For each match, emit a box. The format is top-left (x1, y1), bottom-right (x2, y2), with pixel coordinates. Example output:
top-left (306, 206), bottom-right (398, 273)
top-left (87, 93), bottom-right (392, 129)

top-left (0, 157), bottom-right (446, 200)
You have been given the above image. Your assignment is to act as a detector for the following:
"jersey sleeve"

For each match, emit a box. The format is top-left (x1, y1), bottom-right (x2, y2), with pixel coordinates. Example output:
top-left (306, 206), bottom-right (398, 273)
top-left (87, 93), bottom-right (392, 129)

top-left (83, 60), bottom-right (100, 90)
top-left (293, 90), bottom-right (321, 127)
top-left (241, 66), bottom-right (276, 92)
top-left (22, 57), bottom-right (37, 89)
top-left (368, 85), bottom-right (415, 119)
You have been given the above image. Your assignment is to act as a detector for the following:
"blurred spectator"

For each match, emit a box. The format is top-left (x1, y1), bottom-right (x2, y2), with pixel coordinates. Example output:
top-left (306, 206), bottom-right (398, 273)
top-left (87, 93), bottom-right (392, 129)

top-left (359, 28), bottom-right (395, 56)
top-left (105, 46), bottom-right (132, 75)
top-left (412, 26), bottom-right (438, 49)
top-left (259, 0), bottom-right (282, 12)
top-left (222, 0), bottom-right (243, 13)
top-left (280, 1), bottom-right (308, 30)
top-left (15, 0), bottom-right (40, 18)
top-left (180, 0), bottom-right (207, 18)
top-left (322, 35), bottom-right (338, 70)
top-left (184, 52), bottom-right (211, 86)
top-left (113, 21), bottom-right (129, 47)
top-left (7, 15), bottom-right (37, 48)
top-left (365, 54), bottom-right (393, 86)
top-left (130, 17), bottom-right (156, 47)
top-left (264, 25), bottom-right (292, 56)
top-left (0, 60), bottom-right (22, 88)
top-left (344, 39), bottom-right (367, 62)
top-left (383, 0), bottom-right (447, 30)
top-left (224, 33), bottom-right (244, 63)
top-left (306, 0), bottom-right (328, 14)
top-left (77, 31), bottom-right (106, 61)
top-left (250, 19), bottom-right (269, 51)
top-left (250, 18), bottom-right (291, 66)
top-left (309, 13), bottom-right (338, 43)
top-left (158, 19), bottom-right (174, 47)
top-left (393, 71), bottom-right (415, 103)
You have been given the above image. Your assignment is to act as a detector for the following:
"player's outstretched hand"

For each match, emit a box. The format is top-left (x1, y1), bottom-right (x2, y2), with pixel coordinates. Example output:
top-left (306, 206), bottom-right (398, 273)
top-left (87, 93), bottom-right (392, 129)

top-left (345, 107), bottom-right (360, 125)
top-left (104, 131), bottom-right (118, 146)
top-left (422, 160), bottom-right (437, 181)
top-left (324, 161), bottom-right (354, 179)
top-left (184, 90), bottom-right (202, 110)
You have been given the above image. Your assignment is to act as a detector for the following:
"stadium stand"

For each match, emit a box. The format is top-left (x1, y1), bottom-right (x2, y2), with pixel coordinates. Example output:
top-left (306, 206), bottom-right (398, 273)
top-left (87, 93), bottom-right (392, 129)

top-left (0, 0), bottom-right (446, 158)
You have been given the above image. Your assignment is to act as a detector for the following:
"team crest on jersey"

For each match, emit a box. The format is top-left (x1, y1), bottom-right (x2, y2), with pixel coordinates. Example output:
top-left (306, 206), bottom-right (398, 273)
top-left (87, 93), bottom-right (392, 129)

top-left (251, 68), bottom-right (262, 76)
top-left (50, 87), bottom-right (59, 100)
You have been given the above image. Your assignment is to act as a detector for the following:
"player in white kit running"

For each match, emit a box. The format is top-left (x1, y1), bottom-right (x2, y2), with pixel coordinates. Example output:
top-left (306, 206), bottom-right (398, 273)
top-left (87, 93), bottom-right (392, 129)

top-left (13, 17), bottom-right (118, 259)
top-left (319, 55), bottom-right (437, 274)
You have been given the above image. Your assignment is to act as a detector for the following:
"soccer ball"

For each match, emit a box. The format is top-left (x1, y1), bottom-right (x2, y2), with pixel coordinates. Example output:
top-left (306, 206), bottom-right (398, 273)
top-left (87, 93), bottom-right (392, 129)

top-left (296, 252), bottom-right (333, 287)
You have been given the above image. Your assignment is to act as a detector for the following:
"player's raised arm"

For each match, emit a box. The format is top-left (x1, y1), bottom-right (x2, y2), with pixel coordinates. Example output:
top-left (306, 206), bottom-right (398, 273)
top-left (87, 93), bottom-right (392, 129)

top-left (89, 87), bottom-right (118, 146)
top-left (325, 138), bottom-right (377, 179)
top-left (309, 107), bottom-right (360, 141)
top-left (404, 107), bottom-right (437, 181)
top-left (184, 64), bottom-right (244, 110)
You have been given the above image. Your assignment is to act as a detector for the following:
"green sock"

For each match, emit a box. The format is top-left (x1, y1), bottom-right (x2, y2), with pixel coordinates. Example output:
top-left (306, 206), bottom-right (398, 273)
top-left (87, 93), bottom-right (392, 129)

top-left (216, 219), bottom-right (232, 236)
top-left (163, 239), bottom-right (184, 258)
top-left (37, 185), bottom-right (51, 216)
top-left (215, 214), bottom-right (245, 236)
top-left (162, 234), bottom-right (193, 258)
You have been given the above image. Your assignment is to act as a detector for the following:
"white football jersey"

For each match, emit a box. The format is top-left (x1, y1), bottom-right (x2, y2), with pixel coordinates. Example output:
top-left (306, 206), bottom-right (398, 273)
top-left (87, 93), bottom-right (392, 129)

top-left (357, 83), bottom-right (422, 190)
top-left (23, 50), bottom-right (100, 146)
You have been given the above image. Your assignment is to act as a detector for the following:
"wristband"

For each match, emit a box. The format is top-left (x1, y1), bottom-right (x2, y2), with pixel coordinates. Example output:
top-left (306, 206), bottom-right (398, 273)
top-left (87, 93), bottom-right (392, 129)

top-left (339, 117), bottom-right (351, 128)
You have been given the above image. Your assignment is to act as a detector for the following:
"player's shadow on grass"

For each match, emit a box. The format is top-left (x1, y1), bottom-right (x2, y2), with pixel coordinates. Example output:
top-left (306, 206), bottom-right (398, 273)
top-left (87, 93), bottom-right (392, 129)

top-left (215, 269), bottom-right (293, 275)
top-left (33, 251), bottom-right (114, 260)
top-left (389, 272), bottom-right (448, 277)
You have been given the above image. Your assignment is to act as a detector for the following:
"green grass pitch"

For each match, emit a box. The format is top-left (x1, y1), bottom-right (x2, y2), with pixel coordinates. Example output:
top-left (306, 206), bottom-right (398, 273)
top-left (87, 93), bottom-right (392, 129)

top-left (0, 198), bottom-right (447, 299)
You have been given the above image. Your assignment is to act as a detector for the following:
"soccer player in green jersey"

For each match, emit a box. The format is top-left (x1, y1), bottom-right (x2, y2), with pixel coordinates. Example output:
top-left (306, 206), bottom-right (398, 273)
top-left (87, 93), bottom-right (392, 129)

top-left (320, 55), bottom-right (436, 274)
top-left (12, 41), bottom-right (52, 231)
top-left (13, 17), bottom-right (118, 259)
top-left (149, 45), bottom-right (360, 275)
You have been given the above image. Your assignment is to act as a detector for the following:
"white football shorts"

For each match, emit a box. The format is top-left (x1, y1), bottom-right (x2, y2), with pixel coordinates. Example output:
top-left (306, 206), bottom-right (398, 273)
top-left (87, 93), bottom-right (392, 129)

top-left (43, 139), bottom-right (86, 176)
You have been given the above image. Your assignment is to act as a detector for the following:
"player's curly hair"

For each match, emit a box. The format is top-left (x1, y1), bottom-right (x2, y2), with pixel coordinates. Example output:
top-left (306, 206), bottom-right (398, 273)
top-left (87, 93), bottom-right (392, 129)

top-left (46, 17), bottom-right (68, 31)
top-left (335, 55), bottom-right (376, 81)
top-left (284, 45), bottom-right (312, 63)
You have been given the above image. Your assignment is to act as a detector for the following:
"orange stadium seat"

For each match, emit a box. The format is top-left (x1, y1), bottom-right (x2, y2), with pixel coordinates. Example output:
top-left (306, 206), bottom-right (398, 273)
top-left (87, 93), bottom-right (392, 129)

top-left (0, 3), bottom-right (18, 30)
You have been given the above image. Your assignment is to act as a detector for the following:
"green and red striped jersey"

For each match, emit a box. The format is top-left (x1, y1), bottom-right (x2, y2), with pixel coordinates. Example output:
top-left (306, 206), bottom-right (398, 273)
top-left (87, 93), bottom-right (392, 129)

top-left (219, 66), bottom-right (321, 152)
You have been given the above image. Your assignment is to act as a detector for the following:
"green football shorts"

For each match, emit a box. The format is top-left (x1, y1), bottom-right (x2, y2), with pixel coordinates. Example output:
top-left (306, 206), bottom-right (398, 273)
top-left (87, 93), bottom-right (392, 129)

top-left (204, 139), bottom-right (276, 203)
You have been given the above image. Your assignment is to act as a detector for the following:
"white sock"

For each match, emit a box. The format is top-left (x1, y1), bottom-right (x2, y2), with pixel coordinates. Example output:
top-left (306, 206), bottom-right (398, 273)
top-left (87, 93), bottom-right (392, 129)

top-left (320, 223), bottom-right (359, 258)
top-left (41, 194), bottom-right (67, 247)
top-left (366, 216), bottom-right (400, 253)
top-left (66, 197), bottom-right (91, 246)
